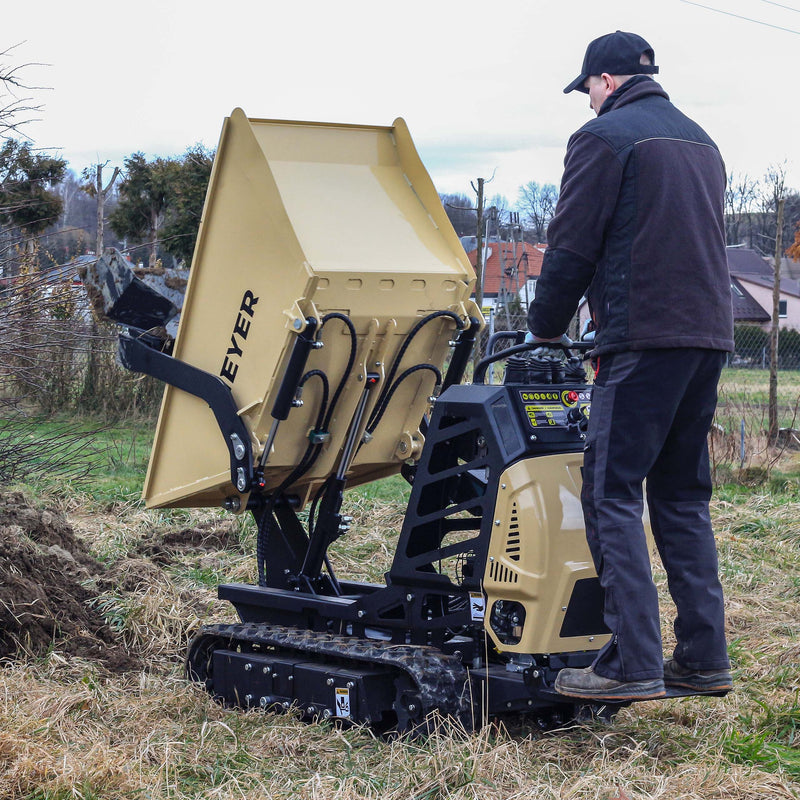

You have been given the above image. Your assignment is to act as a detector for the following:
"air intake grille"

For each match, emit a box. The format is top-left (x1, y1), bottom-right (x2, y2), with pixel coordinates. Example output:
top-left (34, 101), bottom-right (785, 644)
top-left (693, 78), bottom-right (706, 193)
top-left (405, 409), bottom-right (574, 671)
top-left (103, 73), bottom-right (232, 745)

top-left (489, 559), bottom-right (519, 584)
top-left (505, 501), bottom-right (521, 562)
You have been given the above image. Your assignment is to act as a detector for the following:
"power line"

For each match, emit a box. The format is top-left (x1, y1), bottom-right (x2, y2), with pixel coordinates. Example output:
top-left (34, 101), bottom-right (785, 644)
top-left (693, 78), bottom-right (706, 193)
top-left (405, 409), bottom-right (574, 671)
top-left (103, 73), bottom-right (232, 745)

top-left (679, 0), bottom-right (800, 33)
top-left (759, 0), bottom-right (800, 14)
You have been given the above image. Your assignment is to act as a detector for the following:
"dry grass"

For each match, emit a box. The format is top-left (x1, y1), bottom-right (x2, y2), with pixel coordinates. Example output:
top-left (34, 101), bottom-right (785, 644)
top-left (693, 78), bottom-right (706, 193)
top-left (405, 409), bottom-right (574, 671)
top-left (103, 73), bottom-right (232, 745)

top-left (0, 485), bottom-right (798, 799)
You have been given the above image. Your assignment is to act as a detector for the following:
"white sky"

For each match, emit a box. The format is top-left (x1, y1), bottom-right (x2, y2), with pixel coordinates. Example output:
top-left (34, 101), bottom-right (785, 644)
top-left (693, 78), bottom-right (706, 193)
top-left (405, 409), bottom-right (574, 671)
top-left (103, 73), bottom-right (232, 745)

top-left (6, 0), bottom-right (800, 205)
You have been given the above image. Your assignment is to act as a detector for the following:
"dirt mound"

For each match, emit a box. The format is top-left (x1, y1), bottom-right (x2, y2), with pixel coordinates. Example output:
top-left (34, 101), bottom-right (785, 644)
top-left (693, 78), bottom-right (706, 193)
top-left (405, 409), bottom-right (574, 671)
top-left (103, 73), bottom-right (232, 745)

top-left (133, 518), bottom-right (238, 565)
top-left (0, 492), bottom-right (139, 672)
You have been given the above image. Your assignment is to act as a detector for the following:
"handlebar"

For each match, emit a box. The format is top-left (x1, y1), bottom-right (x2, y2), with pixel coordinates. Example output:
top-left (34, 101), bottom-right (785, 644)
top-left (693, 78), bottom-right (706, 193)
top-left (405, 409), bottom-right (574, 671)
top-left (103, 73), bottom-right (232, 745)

top-left (472, 331), bottom-right (593, 385)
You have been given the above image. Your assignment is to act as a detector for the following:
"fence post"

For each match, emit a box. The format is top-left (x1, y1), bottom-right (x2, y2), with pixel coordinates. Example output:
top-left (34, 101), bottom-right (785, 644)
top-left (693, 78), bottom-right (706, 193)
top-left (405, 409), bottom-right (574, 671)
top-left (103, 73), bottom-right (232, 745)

top-left (740, 418), bottom-right (746, 468)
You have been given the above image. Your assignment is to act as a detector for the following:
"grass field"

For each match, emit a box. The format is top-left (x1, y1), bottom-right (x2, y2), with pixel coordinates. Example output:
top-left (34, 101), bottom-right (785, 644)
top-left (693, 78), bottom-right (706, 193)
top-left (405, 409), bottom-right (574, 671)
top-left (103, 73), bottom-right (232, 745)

top-left (0, 415), bottom-right (798, 799)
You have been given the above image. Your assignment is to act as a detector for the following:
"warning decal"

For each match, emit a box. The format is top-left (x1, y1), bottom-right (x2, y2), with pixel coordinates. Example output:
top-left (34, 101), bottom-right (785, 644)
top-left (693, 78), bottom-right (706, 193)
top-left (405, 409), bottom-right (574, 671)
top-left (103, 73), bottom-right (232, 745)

top-left (335, 687), bottom-right (351, 717)
top-left (470, 592), bottom-right (486, 621)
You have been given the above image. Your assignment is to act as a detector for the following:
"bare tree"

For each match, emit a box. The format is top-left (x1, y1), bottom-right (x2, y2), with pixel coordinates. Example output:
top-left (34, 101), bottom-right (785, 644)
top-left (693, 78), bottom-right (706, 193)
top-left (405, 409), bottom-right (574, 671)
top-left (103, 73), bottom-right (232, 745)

top-left (81, 162), bottom-right (120, 256)
top-left (724, 172), bottom-right (759, 247)
top-left (517, 181), bottom-right (558, 242)
top-left (440, 192), bottom-right (475, 237)
top-left (762, 164), bottom-right (788, 442)
top-left (0, 44), bottom-right (45, 141)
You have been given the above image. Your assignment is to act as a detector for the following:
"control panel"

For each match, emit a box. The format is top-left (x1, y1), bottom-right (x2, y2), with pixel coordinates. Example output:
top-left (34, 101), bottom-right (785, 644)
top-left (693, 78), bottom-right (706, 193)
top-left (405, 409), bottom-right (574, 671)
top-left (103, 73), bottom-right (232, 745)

top-left (517, 387), bottom-right (591, 430)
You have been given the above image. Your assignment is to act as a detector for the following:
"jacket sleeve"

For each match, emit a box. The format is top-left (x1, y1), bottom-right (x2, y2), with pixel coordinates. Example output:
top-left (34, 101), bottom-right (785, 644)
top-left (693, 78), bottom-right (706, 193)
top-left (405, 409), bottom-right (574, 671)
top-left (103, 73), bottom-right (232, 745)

top-left (527, 131), bottom-right (623, 338)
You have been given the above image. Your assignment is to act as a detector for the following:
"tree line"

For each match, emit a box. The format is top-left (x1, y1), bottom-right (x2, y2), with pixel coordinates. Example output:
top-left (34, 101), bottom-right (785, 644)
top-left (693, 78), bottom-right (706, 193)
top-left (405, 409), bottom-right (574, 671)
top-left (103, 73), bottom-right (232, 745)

top-left (0, 144), bottom-right (213, 278)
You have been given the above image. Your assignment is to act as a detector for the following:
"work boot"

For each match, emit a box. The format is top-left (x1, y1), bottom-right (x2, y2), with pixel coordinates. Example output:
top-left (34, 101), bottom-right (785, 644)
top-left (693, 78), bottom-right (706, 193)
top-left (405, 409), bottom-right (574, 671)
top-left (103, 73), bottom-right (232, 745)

top-left (663, 659), bottom-right (732, 693)
top-left (554, 666), bottom-right (666, 701)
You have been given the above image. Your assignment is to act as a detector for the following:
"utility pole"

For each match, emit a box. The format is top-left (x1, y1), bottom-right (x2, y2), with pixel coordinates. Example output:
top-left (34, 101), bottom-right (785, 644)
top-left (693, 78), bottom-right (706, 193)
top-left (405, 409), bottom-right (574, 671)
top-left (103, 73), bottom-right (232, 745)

top-left (472, 177), bottom-right (485, 313)
top-left (80, 161), bottom-right (120, 409)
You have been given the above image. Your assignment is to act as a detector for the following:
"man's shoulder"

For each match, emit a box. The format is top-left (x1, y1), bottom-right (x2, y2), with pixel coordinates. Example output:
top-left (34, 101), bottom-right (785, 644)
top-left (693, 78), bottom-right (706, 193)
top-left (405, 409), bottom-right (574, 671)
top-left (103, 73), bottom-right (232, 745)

top-left (573, 94), bottom-right (714, 154)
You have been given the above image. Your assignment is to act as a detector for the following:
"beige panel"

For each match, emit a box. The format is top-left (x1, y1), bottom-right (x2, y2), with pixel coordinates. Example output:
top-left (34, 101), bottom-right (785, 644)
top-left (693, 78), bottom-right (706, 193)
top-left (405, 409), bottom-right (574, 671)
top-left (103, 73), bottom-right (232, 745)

top-left (483, 455), bottom-right (611, 655)
top-left (143, 110), bottom-right (480, 509)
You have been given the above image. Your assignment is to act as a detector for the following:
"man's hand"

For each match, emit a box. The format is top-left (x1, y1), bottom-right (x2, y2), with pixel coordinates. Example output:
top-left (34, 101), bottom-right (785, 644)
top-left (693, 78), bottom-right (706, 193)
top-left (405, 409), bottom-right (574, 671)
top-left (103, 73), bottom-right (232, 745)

top-left (525, 332), bottom-right (573, 347)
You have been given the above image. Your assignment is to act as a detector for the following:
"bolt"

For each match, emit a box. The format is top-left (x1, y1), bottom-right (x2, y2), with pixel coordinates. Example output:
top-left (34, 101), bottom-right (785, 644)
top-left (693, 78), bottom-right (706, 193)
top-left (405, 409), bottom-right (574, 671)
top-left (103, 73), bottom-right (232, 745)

top-left (262, 666), bottom-right (270, 674)
top-left (244, 663), bottom-right (252, 671)
top-left (346, 681), bottom-right (355, 689)
top-left (407, 703), bottom-right (417, 712)
top-left (375, 361), bottom-right (381, 367)
top-left (398, 441), bottom-right (408, 453)
top-left (589, 636), bottom-right (595, 642)
top-left (282, 701), bottom-right (290, 709)
top-left (323, 709), bottom-right (332, 719)
top-left (245, 694), bottom-right (253, 704)
top-left (561, 606), bottom-right (567, 612)
top-left (501, 483), bottom-right (506, 490)
top-left (406, 593), bottom-right (414, 602)
top-left (326, 678), bottom-right (334, 686)
top-left (223, 496), bottom-right (241, 512)
top-left (528, 700), bottom-right (533, 706)
top-left (530, 434), bottom-right (538, 442)
top-left (260, 697), bottom-right (269, 708)
top-left (288, 675), bottom-right (294, 681)
top-left (357, 374), bottom-right (364, 381)
top-left (307, 706), bottom-right (316, 715)
top-left (293, 318), bottom-right (302, 330)
top-left (506, 702), bottom-right (512, 708)
top-left (358, 610), bottom-right (365, 618)
top-left (532, 669), bottom-right (540, 678)
top-left (236, 467), bottom-right (247, 492)
top-left (495, 519), bottom-right (501, 526)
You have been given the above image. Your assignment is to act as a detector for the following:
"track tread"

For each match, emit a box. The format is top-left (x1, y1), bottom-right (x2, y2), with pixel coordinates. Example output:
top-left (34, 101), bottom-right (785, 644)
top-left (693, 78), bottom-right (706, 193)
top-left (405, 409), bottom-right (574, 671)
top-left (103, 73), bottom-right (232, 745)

top-left (186, 622), bottom-right (472, 726)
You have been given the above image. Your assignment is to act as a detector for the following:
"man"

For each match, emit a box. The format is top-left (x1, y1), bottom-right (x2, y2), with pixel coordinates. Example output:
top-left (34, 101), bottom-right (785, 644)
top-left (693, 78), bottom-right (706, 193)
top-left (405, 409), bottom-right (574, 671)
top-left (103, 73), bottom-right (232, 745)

top-left (527, 31), bottom-right (734, 701)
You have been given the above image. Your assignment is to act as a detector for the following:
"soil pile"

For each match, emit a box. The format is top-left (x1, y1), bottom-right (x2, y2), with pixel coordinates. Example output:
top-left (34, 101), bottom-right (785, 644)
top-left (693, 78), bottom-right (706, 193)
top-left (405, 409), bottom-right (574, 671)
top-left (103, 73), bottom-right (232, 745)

top-left (0, 492), bottom-right (139, 671)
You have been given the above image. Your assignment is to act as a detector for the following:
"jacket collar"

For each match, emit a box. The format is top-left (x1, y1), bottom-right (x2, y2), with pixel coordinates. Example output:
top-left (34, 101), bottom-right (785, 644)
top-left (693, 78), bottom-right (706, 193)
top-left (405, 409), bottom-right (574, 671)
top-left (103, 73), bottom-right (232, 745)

top-left (598, 76), bottom-right (670, 116)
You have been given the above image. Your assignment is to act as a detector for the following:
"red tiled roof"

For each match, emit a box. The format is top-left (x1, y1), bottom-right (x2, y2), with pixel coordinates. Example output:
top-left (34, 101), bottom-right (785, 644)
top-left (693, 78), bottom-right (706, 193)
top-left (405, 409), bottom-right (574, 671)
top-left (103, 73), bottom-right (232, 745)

top-left (466, 242), bottom-right (546, 296)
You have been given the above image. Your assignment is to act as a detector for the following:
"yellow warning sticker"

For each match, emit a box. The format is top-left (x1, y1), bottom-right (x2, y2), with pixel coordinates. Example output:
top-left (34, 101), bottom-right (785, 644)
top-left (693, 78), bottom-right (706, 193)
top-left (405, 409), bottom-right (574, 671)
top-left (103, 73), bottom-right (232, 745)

top-left (335, 687), bottom-right (351, 717)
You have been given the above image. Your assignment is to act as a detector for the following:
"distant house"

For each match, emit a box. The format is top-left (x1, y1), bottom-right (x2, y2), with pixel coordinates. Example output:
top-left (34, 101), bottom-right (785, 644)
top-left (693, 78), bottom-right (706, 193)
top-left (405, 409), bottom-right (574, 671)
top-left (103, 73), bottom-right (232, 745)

top-left (727, 247), bottom-right (800, 330)
top-left (465, 241), bottom-right (546, 315)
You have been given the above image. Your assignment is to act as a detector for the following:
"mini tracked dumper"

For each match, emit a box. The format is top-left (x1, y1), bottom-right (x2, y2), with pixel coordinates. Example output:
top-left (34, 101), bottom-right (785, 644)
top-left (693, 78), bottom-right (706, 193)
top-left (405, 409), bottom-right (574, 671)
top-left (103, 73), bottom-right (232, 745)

top-left (88, 110), bottom-right (729, 733)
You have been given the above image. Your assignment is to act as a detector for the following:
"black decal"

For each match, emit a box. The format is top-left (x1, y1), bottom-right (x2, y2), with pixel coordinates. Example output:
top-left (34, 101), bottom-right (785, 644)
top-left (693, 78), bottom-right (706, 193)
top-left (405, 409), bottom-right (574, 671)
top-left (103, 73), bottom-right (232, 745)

top-left (220, 356), bottom-right (238, 383)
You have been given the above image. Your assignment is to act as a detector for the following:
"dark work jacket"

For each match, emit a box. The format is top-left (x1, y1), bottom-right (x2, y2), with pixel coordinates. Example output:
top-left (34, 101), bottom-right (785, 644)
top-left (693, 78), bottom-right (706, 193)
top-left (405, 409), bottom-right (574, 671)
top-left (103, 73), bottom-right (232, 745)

top-left (528, 76), bottom-right (734, 354)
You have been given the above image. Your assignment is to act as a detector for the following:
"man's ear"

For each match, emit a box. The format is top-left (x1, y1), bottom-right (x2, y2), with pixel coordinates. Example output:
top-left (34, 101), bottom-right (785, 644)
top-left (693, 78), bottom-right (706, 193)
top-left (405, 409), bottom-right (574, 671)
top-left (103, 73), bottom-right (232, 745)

top-left (600, 73), bottom-right (617, 97)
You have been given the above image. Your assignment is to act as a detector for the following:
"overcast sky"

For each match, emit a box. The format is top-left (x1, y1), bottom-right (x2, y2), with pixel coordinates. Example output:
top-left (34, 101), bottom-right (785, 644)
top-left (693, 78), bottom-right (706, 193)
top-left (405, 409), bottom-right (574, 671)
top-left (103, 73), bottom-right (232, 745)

top-left (6, 0), bottom-right (800, 204)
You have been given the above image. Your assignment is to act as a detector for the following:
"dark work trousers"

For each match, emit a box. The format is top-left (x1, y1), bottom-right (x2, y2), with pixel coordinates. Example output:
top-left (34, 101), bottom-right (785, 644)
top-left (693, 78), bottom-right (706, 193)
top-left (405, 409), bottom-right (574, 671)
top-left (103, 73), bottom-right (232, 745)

top-left (581, 348), bottom-right (730, 682)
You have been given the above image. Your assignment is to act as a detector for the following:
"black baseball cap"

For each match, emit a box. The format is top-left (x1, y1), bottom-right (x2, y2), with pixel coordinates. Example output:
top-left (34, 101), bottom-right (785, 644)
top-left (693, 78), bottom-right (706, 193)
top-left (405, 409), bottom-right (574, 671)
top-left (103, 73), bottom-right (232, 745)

top-left (564, 31), bottom-right (658, 94)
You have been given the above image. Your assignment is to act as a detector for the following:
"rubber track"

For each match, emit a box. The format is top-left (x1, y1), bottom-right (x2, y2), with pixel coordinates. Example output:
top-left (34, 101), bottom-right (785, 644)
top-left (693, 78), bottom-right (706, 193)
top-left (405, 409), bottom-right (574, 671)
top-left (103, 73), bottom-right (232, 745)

top-left (187, 622), bottom-right (472, 726)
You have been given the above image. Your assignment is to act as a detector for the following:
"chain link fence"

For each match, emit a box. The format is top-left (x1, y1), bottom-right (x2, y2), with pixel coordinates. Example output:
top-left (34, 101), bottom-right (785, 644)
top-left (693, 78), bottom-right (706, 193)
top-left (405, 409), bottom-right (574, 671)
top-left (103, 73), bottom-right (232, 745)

top-left (729, 324), bottom-right (800, 369)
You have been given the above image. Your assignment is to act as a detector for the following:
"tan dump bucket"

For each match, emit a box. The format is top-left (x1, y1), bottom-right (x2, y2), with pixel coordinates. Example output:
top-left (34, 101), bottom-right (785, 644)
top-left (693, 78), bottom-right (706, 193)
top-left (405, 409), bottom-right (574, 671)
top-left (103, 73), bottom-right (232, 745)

top-left (144, 109), bottom-right (481, 509)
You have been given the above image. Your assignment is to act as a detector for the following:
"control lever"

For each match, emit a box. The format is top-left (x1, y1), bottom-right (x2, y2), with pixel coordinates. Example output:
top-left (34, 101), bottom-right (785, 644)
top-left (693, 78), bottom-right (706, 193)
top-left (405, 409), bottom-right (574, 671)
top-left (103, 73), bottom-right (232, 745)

top-left (566, 402), bottom-right (589, 432)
